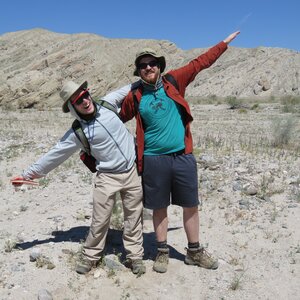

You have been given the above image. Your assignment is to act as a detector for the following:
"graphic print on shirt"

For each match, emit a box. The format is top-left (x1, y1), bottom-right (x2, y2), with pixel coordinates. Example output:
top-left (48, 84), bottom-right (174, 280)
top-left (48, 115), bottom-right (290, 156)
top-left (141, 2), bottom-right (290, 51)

top-left (149, 97), bottom-right (166, 114)
top-left (140, 92), bottom-right (171, 121)
top-left (139, 88), bottom-right (186, 155)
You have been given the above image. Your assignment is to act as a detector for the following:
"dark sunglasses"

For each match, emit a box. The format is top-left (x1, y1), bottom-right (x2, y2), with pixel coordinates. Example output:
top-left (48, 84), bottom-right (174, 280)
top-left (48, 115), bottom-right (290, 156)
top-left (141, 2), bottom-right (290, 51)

top-left (138, 60), bottom-right (159, 70)
top-left (72, 90), bottom-right (90, 105)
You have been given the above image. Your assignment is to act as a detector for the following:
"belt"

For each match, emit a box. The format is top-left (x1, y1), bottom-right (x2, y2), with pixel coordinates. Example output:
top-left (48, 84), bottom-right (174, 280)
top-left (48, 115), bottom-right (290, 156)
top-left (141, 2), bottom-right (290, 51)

top-left (164, 149), bottom-right (185, 157)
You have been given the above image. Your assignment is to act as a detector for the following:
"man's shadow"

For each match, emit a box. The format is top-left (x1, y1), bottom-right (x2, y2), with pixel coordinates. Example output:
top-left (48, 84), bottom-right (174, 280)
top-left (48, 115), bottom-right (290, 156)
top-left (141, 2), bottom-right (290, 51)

top-left (16, 226), bottom-right (185, 261)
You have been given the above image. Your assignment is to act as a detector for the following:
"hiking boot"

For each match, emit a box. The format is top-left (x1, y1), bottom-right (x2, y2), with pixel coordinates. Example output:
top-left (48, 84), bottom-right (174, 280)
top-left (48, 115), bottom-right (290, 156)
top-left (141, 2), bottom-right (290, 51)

top-left (124, 259), bottom-right (146, 276)
top-left (153, 248), bottom-right (169, 273)
top-left (75, 258), bottom-right (98, 274)
top-left (132, 259), bottom-right (146, 275)
top-left (185, 247), bottom-right (219, 270)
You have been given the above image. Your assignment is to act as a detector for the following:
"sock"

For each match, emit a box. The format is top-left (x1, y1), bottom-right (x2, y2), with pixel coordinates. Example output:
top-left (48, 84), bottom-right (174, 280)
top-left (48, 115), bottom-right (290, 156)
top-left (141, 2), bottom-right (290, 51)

top-left (188, 242), bottom-right (200, 249)
top-left (157, 241), bottom-right (168, 250)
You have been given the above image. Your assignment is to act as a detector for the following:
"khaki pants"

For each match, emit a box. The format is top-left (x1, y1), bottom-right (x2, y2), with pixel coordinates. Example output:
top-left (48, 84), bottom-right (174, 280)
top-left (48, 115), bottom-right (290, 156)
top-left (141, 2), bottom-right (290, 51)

top-left (83, 164), bottom-right (144, 261)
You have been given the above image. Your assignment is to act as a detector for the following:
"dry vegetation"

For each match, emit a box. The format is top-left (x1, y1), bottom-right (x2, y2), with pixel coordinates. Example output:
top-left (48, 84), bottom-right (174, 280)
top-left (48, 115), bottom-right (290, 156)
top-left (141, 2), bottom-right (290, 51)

top-left (0, 97), bottom-right (299, 300)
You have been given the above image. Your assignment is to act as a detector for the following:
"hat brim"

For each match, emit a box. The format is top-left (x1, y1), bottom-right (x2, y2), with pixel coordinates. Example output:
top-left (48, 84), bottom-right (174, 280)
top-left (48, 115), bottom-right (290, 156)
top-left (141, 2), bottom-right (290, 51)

top-left (62, 81), bottom-right (88, 113)
top-left (133, 56), bottom-right (166, 76)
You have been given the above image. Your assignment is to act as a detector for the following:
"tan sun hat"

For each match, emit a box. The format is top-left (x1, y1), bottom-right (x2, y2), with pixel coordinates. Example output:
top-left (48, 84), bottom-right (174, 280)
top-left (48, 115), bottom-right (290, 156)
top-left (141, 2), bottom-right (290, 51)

top-left (60, 80), bottom-right (88, 113)
top-left (133, 48), bottom-right (166, 76)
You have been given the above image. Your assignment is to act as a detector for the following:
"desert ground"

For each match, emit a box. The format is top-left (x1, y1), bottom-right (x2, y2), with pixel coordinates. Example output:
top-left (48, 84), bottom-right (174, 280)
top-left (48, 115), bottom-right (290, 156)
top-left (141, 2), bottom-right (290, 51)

top-left (0, 99), bottom-right (299, 300)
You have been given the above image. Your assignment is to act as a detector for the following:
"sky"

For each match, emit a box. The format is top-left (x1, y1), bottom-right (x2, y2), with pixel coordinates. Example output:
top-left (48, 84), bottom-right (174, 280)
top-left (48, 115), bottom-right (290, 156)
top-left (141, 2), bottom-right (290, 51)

top-left (0, 0), bottom-right (299, 52)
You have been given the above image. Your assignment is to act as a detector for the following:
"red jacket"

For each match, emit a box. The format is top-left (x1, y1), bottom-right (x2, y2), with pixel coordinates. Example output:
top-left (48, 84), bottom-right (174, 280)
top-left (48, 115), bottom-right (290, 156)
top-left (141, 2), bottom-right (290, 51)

top-left (120, 41), bottom-right (228, 173)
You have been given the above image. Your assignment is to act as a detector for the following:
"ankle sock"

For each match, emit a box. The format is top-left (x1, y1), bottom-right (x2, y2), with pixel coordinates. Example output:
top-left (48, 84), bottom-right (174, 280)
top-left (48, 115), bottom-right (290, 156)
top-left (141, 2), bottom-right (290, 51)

top-left (157, 241), bottom-right (168, 250)
top-left (188, 242), bottom-right (200, 249)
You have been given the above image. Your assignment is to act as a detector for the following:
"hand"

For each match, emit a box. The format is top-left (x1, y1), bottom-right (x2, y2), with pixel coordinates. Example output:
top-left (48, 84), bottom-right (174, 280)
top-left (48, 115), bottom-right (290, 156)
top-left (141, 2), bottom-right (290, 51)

top-left (223, 31), bottom-right (240, 44)
top-left (11, 176), bottom-right (26, 186)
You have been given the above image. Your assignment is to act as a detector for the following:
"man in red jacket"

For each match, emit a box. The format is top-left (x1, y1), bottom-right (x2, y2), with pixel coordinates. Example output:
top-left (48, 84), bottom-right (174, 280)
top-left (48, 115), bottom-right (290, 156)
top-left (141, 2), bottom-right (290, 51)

top-left (120, 31), bottom-right (240, 273)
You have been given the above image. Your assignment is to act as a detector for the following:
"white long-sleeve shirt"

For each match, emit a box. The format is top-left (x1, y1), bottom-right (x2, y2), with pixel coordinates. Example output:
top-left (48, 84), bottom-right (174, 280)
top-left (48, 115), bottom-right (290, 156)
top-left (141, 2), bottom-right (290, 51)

top-left (22, 83), bottom-right (139, 179)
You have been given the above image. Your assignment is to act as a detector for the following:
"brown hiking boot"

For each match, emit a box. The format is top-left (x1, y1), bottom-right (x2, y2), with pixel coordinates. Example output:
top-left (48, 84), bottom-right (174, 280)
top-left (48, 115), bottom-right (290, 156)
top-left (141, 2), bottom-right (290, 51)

top-left (185, 247), bottom-right (219, 270)
top-left (153, 248), bottom-right (169, 273)
top-left (132, 259), bottom-right (146, 276)
top-left (124, 258), bottom-right (146, 276)
top-left (75, 257), bottom-right (99, 274)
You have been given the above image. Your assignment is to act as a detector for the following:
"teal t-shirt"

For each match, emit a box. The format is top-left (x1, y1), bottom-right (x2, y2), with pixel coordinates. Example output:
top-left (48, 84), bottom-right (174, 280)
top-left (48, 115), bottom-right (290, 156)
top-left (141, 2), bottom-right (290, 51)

top-left (139, 87), bottom-right (185, 155)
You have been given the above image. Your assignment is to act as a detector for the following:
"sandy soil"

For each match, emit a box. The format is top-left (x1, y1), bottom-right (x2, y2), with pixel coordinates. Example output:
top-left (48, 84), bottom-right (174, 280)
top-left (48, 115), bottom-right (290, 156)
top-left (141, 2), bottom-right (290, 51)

top-left (0, 104), bottom-right (299, 300)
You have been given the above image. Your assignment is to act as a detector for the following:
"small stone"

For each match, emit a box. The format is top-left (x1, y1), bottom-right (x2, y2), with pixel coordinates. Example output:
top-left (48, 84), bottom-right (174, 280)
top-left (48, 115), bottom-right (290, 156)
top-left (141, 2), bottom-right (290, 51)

top-left (235, 167), bottom-right (248, 175)
top-left (30, 248), bottom-right (41, 262)
top-left (232, 181), bottom-right (242, 191)
top-left (38, 289), bottom-right (53, 300)
top-left (94, 268), bottom-right (105, 278)
top-left (103, 255), bottom-right (124, 271)
top-left (244, 185), bottom-right (257, 196)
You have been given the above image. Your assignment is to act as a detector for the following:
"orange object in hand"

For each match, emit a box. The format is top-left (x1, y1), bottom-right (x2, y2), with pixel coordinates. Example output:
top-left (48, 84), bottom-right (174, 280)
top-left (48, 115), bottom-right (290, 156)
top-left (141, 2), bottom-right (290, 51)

top-left (11, 176), bottom-right (39, 186)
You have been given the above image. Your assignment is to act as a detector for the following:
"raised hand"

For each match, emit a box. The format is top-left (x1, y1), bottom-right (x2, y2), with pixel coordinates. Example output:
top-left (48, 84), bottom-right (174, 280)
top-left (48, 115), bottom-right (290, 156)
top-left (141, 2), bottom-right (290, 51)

top-left (223, 31), bottom-right (240, 44)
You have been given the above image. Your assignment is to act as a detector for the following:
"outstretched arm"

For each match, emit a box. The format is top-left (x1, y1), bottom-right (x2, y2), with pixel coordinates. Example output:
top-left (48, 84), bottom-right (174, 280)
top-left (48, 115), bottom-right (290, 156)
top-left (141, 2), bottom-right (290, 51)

top-left (223, 31), bottom-right (240, 44)
top-left (101, 81), bottom-right (141, 108)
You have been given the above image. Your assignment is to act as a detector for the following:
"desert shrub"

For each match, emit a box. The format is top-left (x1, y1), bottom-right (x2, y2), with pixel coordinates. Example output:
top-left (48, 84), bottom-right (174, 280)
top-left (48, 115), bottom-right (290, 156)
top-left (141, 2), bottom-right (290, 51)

top-left (229, 270), bottom-right (246, 291)
top-left (238, 108), bottom-right (248, 114)
top-left (39, 177), bottom-right (51, 187)
top-left (272, 117), bottom-right (296, 147)
top-left (251, 103), bottom-right (259, 110)
top-left (281, 96), bottom-right (300, 113)
top-left (4, 239), bottom-right (17, 252)
top-left (226, 96), bottom-right (243, 109)
top-left (188, 96), bottom-right (224, 105)
top-left (269, 95), bottom-right (276, 102)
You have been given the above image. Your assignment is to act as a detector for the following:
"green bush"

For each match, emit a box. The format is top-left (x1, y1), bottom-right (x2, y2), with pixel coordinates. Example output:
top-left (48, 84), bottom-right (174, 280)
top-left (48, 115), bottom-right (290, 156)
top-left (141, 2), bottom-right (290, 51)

top-left (226, 96), bottom-right (243, 109)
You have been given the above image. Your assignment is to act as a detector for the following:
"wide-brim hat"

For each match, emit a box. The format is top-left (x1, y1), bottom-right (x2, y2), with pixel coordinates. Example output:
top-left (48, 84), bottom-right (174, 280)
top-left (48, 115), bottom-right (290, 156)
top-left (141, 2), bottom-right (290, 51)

top-left (133, 48), bottom-right (166, 76)
top-left (60, 81), bottom-right (88, 113)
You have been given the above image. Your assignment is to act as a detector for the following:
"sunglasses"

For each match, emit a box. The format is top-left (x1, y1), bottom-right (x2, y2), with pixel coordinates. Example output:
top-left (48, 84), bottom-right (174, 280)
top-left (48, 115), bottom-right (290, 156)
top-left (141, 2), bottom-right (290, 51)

top-left (72, 90), bottom-right (90, 105)
top-left (138, 60), bottom-right (159, 70)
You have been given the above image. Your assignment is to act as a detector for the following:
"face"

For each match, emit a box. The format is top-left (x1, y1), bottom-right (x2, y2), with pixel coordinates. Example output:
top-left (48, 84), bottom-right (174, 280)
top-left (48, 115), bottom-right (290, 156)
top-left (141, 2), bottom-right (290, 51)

top-left (71, 90), bottom-right (95, 115)
top-left (137, 56), bottom-right (160, 84)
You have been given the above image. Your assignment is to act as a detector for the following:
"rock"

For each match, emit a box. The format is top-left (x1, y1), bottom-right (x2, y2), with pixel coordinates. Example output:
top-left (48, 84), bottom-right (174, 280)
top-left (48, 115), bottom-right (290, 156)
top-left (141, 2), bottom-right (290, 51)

top-left (243, 184), bottom-right (258, 196)
top-left (93, 268), bottom-right (106, 279)
top-left (286, 176), bottom-right (300, 185)
top-left (234, 167), bottom-right (248, 175)
top-left (239, 199), bottom-right (250, 209)
top-left (199, 154), bottom-right (221, 170)
top-left (258, 77), bottom-right (271, 91)
top-left (1, 29), bottom-right (299, 110)
top-left (38, 289), bottom-right (53, 300)
top-left (103, 255), bottom-right (125, 271)
top-left (30, 248), bottom-right (41, 262)
top-left (232, 180), bottom-right (243, 191)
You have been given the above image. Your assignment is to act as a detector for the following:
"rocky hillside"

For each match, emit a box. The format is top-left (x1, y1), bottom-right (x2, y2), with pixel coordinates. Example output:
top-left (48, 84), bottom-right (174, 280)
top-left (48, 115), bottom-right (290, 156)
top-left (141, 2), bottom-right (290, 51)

top-left (0, 28), bottom-right (299, 110)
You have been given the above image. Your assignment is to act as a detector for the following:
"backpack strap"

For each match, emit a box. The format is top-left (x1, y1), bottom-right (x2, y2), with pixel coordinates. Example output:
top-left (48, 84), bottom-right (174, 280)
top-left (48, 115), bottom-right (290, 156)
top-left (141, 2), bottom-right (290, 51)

top-left (72, 99), bottom-right (119, 154)
top-left (72, 119), bottom-right (91, 155)
top-left (132, 89), bottom-right (140, 115)
top-left (163, 73), bottom-right (179, 91)
top-left (94, 99), bottom-right (118, 115)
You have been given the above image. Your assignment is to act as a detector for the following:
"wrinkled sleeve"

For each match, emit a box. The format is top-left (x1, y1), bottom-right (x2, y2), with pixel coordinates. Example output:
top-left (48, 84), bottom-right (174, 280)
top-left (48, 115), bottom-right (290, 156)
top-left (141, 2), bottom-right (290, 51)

top-left (170, 41), bottom-right (228, 94)
top-left (22, 129), bottom-right (81, 179)
top-left (101, 81), bottom-right (141, 108)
